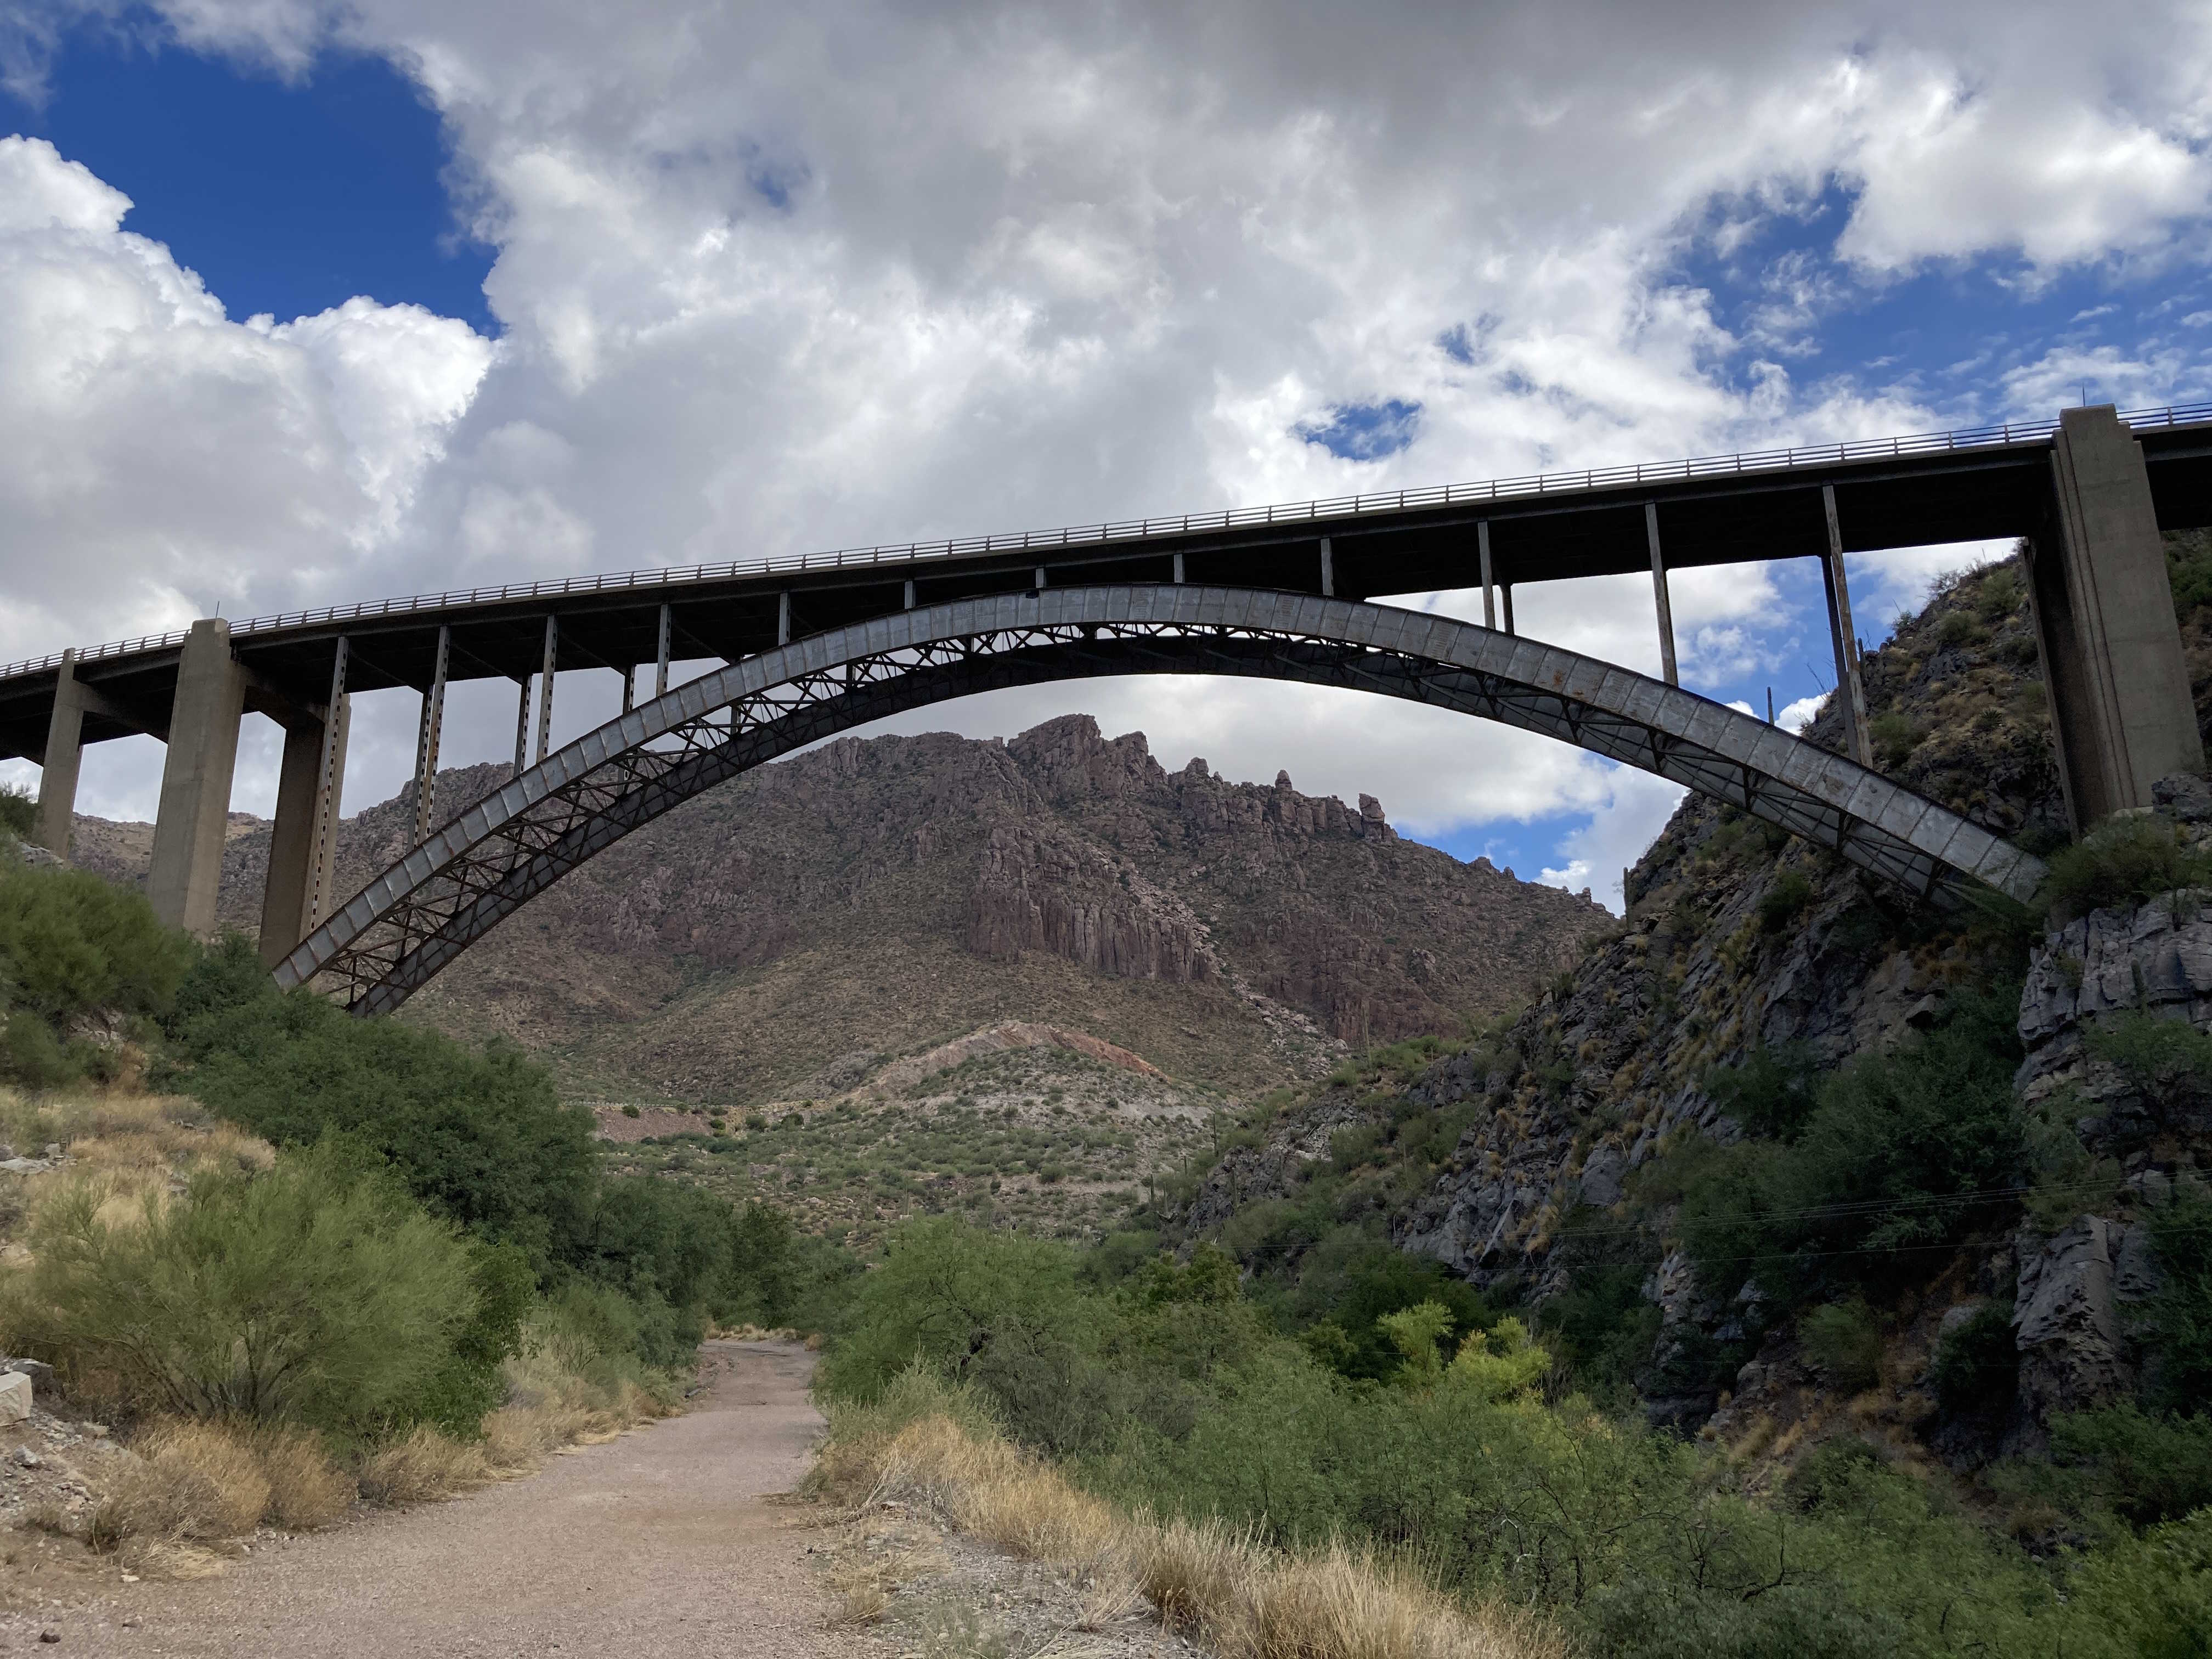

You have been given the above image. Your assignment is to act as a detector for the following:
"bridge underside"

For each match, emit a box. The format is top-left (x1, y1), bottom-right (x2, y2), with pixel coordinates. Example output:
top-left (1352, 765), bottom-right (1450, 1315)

top-left (273, 586), bottom-right (2046, 1015)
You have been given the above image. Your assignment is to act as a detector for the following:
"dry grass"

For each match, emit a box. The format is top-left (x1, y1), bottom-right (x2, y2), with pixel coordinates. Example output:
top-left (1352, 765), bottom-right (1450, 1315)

top-left (89, 1419), bottom-right (272, 1547)
top-left (356, 1425), bottom-right (493, 1506)
top-left (814, 1384), bottom-right (1562, 1659)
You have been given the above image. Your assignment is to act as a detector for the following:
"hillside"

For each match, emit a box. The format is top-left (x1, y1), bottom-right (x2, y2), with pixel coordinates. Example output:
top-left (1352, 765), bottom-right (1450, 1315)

top-left (71, 714), bottom-right (1609, 1106)
top-left (1167, 533), bottom-right (2212, 1471)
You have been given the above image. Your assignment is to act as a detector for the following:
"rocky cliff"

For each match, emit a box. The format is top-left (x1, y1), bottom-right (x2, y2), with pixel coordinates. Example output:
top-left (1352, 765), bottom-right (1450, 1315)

top-left (1170, 535), bottom-right (2212, 1465)
top-left (74, 714), bottom-right (1608, 1104)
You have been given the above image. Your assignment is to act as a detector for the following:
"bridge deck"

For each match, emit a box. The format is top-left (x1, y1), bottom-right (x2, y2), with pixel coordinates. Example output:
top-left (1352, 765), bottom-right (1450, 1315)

top-left (5, 405), bottom-right (2210, 762)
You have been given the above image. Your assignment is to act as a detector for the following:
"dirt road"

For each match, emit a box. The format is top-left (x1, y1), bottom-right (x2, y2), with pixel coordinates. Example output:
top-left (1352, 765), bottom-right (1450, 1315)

top-left (6, 1341), bottom-right (837, 1657)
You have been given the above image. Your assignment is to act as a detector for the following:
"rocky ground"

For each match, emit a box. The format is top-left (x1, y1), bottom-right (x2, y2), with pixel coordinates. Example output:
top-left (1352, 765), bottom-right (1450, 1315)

top-left (602, 1024), bottom-right (1228, 1246)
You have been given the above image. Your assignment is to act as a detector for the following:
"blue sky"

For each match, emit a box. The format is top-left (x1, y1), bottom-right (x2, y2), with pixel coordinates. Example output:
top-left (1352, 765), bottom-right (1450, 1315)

top-left (2, 4), bottom-right (2208, 907)
top-left (2, 29), bottom-right (494, 331)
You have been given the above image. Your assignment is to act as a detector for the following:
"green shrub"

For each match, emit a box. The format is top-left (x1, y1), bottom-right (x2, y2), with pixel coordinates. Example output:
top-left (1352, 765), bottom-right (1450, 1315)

top-left (163, 951), bottom-right (598, 1276)
top-left (621, 1103), bottom-right (641, 1118)
top-left (0, 860), bottom-right (192, 1084)
top-left (2050, 1406), bottom-right (2212, 1528)
top-left (1929, 1301), bottom-right (2019, 1414)
top-left (1, 1146), bottom-right (488, 1435)
top-left (1676, 986), bottom-right (2025, 1307)
top-left (2142, 1186), bottom-right (2212, 1414)
top-left (2062, 1508), bottom-right (2212, 1657)
top-left (1703, 1042), bottom-right (1820, 1139)
top-left (2086, 1012), bottom-right (2212, 1089)
top-left (1799, 1299), bottom-right (1883, 1392)
top-left (1869, 710), bottom-right (1924, 768)
top-left (2042, 815), bottom-right (2212, 923)
top-left (1758, 869), bottom-right (1814, 933)
top-left (0, 784), bottom-right (33, 839)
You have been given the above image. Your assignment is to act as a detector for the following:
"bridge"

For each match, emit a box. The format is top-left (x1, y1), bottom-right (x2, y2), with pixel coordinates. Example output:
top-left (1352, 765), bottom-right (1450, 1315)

top-left (3, 403), bottom-right (2206, 1011)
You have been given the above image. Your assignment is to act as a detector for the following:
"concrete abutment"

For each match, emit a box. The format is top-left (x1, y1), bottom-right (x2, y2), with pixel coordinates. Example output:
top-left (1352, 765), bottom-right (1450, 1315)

top-left (2028, 405), bottom-right (2207, 828)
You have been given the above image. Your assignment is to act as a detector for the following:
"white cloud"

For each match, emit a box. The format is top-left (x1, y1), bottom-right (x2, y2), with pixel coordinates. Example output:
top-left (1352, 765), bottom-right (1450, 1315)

top-left (1778, 694), bottom-right (1825, 733)
top-left (1539, 768), bottom-right (1692, 914)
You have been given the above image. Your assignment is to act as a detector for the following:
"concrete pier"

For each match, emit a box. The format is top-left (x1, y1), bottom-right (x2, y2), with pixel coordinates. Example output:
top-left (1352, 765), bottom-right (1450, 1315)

top-left (146, 620), bottom-right (246, 934)
top-left (2028, 405), bottom-right (2207, 826)
top-left (30, 651), bottom-right (88, 857)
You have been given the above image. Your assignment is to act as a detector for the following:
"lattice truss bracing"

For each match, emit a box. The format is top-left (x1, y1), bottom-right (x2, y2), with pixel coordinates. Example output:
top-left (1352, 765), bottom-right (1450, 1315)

top-left (275, 588), bottom-right (2046, 1014)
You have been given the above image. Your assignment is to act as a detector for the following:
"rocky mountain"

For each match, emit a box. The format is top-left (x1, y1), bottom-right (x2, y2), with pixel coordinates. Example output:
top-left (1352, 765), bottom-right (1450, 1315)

top-left (72, 714), bottom-right (1609, 1104)
top-left (1168, 533), bottom-right (2212, 1469)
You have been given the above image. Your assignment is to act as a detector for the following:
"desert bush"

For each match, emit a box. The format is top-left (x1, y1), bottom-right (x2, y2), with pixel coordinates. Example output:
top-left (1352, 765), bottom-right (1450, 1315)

top-left (0, 783), bottom-right (33, 839)
top-left (2041, 814), bottom-right (2212, 923)
top-left (2141, 1185), bottom-right (2212, 1413)
top-left (91, 1418), bottom-right (269, 1545)
top-left (1929, 1301), bottom-right (2019, 1414)
top-left (2049, 1406), bottom-right (2212, 1530)
top-left (162, 947), bottom-right (599, 1276)
top-left (1702, 1042), bottom-right (1819, 1139)
top-left (1757, 869), bottom-right (1814, 933)
top-left (1674, 985), bottom-right (2025, 1307)
top-left (0, 860), bottom-right (191, 1086)
top-left (1798, 1299), bottom-right (1883, 1392)
top-left (357, 1424), bottom-right (493, 1505)
top-left (2, 1145), bottom-right (490, 1435)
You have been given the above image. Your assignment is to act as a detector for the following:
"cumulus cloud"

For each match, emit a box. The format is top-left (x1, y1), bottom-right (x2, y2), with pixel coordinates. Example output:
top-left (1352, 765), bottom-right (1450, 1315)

top-left (5, 1), bottom-right (2211, 862)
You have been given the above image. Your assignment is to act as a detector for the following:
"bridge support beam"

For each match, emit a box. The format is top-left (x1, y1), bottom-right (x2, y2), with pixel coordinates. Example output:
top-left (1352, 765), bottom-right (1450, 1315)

top-left (658, 603), bottom-right (674, 693)
top-left (259, 673), bottom-right (349, 967)
top-left (1820, 486), bottom-right (1872, 767)
top-left (1479, 523), bottom-right (1495, 630)
top-left (1320, 538), bottom-right (1335, 599)
top-left (411, 627), bottom-right (449, 844)
top-left (511, 677), bottom-right (531, 778)
top-left (2028, 404), bottom-right (2207, 827)
top-left (1646, 504), bottom-right (1678, 686)
top-left (534, 617), bottom-right (557, 765)
top-left (147, 619), bottom-right (246, 934)
top-left (30, 650), bottom-right (89, 857)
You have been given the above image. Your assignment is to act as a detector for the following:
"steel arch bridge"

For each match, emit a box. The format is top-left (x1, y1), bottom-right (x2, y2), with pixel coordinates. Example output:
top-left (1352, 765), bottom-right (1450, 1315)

top-left (273, 585), bottom-right (2045, 1014)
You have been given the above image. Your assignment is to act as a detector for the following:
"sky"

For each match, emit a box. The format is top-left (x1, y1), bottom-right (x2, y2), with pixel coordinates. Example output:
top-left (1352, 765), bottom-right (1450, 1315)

top-left (1, 2), bottom-right (2209, 910)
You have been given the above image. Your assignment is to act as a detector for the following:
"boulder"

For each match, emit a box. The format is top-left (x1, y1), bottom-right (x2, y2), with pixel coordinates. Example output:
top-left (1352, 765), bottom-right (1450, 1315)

top-left (0, 1371), bottom-right (29, 1424)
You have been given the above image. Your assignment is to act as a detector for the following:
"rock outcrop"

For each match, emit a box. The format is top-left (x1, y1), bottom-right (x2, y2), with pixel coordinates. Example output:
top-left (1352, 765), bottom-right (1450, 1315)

top-left (76, 714), bottom-right (1607, 1101)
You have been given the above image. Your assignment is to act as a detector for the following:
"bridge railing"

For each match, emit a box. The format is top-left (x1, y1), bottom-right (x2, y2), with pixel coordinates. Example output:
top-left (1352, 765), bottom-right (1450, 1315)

top-left (7, 400), bottom-right (2209, 684)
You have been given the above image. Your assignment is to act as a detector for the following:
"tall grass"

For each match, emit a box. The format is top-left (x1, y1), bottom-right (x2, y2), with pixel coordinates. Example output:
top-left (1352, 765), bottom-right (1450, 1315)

top-left (808, 1368), bottom-right (1561, 1659)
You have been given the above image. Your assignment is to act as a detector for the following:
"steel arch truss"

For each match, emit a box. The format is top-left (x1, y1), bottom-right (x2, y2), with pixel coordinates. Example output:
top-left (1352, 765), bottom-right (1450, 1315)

top-left (274, 587), bottom-right (2046, 1014)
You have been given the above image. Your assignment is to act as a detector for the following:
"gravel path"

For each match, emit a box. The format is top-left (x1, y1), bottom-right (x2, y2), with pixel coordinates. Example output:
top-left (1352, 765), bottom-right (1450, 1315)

top-left (7, 1340), bottom-right (837, 1657)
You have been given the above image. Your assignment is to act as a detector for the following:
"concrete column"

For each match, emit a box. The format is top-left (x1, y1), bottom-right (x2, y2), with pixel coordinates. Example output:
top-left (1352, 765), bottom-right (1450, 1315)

top-left (511, 677), bottom-right (531, 777)
top-left (657, 603), bottom-right (674, 694)
top-left (259, 714), bottom-right (325, 965)
top-left (1319, 538), bottom-right (1335, 598)
top-left (2028, 404), bottom-right (2207, 827)
top-left (1646, 502), bottom-right (1678, 688)
top-left (413, 625), bottom-right (449, 844)
top-left (1820, 486), bottom-right (1872, 766)
top-left (147, 619), bottom-right (246, 934)
top-left (904, 578), bottom-right (916, 610)
top-left (534, 616), bottom-right (557, 764)
top-left (776, 592), bottom-right (791, 648)
top-left (1172, 552), bottom-right (1185, 584)
top-left (30, 650), bottom-right (88, 856)
top-left (620, 666), bottom-right (635, 715)
top-left (1034, 565), bottom-right (1047, 590)
top-left (303, 640), bottom-right (350, 934)
top-left (1478, 523), bottom-right (1496, 630)
top-left (1502, 584), bottom-right (1516, 637)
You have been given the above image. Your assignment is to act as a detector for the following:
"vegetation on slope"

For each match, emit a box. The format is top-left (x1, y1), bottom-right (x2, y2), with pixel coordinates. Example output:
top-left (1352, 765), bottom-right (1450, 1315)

top-left (0, 842), bottom-right (850, 1567)
top-left (811, 1217), bottom-right (2205, 1658)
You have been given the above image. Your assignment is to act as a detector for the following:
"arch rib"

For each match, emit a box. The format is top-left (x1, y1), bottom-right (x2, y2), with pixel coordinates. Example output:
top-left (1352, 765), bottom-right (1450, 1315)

top-left (273, 587), bottom-right (2045, 1014)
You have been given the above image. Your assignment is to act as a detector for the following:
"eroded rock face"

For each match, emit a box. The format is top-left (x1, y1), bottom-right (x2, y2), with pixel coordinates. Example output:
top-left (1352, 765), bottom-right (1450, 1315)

top-left (76, 713), bottom-right (1607, 1094)
top-left (2013, 1216), bottom-right (2137, 1421)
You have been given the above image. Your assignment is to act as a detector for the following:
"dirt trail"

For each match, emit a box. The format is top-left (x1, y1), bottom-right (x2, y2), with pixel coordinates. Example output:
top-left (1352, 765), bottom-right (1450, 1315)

top-left (4, 1340), bottom-right (837, 1657)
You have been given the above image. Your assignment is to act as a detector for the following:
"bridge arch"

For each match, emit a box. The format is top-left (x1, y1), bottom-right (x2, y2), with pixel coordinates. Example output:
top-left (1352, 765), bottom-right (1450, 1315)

top-left (274, 586), bottom-right (2046, 1013)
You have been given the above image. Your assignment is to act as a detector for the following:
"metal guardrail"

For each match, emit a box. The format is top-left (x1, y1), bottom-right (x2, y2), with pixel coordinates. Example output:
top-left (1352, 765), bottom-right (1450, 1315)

top-left (8, 400), bottom-right (2209, 685)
